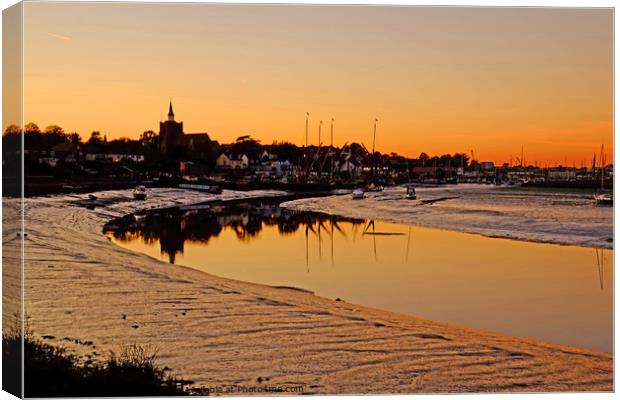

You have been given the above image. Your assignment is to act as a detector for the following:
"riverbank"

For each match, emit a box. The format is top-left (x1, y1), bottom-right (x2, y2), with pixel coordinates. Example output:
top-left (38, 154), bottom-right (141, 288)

top-left (8, 188), bottom-right (613, 393)
top-left (282, 185), bottom-right (613, 249)
top-left (5, 175), bottom-right (356, 197)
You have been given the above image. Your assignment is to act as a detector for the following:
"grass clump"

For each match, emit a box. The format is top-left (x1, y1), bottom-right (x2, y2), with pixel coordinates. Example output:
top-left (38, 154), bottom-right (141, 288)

top-left (3, 327), bottom-right (191, 397)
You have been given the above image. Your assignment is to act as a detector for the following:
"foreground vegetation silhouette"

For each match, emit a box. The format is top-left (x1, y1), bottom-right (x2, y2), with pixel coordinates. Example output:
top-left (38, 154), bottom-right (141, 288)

top-left (3, 326), bottom-right (191, 397)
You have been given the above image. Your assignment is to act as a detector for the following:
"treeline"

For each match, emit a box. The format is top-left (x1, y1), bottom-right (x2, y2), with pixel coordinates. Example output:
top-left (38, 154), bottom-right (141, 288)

top-left (3, 123), bottom-right (157, 155)
top-left (3, 122), bottom-right (473, 168)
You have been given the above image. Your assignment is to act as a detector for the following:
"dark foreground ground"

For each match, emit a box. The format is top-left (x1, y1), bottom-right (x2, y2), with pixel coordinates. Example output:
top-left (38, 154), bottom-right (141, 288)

top-left (3, 328), bottom-right (191, 397)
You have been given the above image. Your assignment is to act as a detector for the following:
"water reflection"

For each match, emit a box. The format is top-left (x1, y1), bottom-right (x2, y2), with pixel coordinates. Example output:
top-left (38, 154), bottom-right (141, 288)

top-left (104, 202), bottom-right (366, 264)
top-left (104, 200), bottom-right (613, 352)
top-left (595, 248), bottom-right (606, 291)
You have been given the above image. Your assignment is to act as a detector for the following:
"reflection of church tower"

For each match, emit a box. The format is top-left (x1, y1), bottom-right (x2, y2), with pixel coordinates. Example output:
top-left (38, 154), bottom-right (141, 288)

top-left (159, 212), bottom-right (185, 264)
top-left (159, 100), bottom-right (184, 156)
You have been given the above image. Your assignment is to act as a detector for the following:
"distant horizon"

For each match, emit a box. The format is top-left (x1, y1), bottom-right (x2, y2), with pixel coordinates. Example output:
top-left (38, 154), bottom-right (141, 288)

top-left (9, 116), bottom-right (613, 169)
top-left (7, 3), bottom-right (613, 165)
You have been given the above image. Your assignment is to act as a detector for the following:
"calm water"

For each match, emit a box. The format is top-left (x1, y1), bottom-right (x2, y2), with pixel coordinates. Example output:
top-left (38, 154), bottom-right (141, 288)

top-left (105, 199), bottom-right (613, 352)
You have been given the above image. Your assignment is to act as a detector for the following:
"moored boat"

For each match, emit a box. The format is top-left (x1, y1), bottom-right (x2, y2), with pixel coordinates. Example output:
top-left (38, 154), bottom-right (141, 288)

top-left (133, 185), bottom-right (147, 200)
top-left (594, 144), bottom-right (612, 206)
top-left (405, 185), bottom-right (417, 200)
top-left (351, 188), bottom-right (365, 200)
top-left (179, 182), bottom-right (223, 194)
top-left (365, 182), bottom-right (384, 192)
top-left (594, 190), bottom-right (613, 206)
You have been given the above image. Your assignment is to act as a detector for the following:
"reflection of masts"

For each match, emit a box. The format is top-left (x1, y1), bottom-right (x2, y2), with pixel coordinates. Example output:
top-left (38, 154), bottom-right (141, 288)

top-left (363, 220), bottom-right (377, 261)
top-left (305, 225), bottom-right (309, 273)
top-left (405, 226), bottom-right (412, 262)
top-left (595, 248), bottom-right (604, 290)
top-left (332, 220), bottom-right (346, 238)
top-left (318, 221), bottom-right (322, 261)
top-left (330, 220), bottom-right (334, 265)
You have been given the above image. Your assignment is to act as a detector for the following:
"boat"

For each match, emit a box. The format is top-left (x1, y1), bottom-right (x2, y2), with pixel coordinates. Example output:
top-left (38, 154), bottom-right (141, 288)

top-left (594, 144), bottom-right (613, 206)
top-left (133, 185), bottom-right (147, 200)
top-left (405, 185), bottom-right (417, 200)
top-left (365, 182), bottom-right (384, 192)
top-left (351, 188), bottom-right (365, 200)
top-left (179, 182), bottom-right (223, 194)
top-left (594, 190), bottom-right (613, 206)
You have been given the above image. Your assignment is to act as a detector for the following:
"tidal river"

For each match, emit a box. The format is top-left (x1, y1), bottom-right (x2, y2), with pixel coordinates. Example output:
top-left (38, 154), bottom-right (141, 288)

top-left (105, 185), bottom-right (613, 352)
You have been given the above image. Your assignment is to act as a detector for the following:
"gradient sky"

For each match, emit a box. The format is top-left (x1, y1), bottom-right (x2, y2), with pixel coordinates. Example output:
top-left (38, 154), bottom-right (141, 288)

top-left (19, 3), bottom-right (613, 164)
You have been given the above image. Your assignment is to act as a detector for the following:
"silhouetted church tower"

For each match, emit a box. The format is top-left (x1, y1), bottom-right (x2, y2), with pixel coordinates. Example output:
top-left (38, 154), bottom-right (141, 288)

top-left (168, 101), bottom-right (176, 121)
top-left (159, 100), bottom-right (184, 156)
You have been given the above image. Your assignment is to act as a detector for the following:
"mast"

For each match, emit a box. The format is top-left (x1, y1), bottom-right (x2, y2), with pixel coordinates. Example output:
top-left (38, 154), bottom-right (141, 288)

top-left (317, 120), bottom-right (323, 179)
top-left (330, 118), bottom-right (335, 182)
top-left (305, 112), bottom-right (309, 147)
top-left (406, 159), bottom-right (410, 182)
top-left (600, 144), bottom-right (605, 189)
top-left (304, 113), bottom-right (310, 182)
top-left (372, 118), bottom-right (378, 179)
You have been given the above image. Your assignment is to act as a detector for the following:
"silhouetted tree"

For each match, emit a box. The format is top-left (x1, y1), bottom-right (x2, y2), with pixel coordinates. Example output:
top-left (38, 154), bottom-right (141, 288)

top-left (69, 133), bottom-right (82, 144)
top-left (140, 130), bottom-right (157, 145)
top-left (88, 131), bottom-right (103, 145)
top-left (3, 124), bottom-right (20, 135)
top-left (24, 123), bottom-right (40, 135)
top-left (44, 125), bottom-right (65, 136)
top-left (231, 136), bottom-right (261, 159)
top-left (419, 152), bottom-right (429, 166)
top-left (270, 141), bottom-right (302, 162)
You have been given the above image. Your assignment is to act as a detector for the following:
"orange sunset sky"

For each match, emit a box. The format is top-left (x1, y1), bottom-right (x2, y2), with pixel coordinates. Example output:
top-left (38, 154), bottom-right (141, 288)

top-left (14, 3), bottom-right (614, 165)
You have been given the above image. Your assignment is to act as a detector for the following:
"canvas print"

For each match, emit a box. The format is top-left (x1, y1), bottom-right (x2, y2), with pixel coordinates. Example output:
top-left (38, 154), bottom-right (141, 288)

top-left (2, 2), bottom-right (614, 397)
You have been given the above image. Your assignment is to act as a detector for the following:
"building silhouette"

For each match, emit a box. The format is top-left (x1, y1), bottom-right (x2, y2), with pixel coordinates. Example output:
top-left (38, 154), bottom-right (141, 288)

top-left (159, 101), bottom-right (215, 158)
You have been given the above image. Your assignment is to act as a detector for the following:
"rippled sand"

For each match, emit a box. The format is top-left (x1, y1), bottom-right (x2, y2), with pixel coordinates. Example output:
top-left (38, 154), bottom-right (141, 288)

top-left (5, 188), bottom-right (612, 393)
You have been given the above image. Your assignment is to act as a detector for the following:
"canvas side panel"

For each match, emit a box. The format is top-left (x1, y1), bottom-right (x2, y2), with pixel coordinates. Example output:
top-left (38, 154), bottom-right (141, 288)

top-left (2, 1), bottom-right (23, 398)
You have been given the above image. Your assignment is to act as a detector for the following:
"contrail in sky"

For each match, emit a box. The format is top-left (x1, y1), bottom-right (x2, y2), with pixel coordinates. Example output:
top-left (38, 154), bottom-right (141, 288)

top-left (45, 32), bottom-right (71, 41)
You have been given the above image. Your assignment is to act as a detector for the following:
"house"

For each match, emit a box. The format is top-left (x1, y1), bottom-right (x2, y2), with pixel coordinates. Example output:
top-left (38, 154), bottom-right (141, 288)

top-left (256, 159), bottom-right (292, 178)
top-left (216, 153), bottom-right (249, 169)
top-left (412, 166), bottom-right (436, 176)
top-left (84, 153), bottom-right (145, 163)
top-left (51, 142), bottom-right (80, 163)
top-left (547, 168), bottom-right (576, 181)
top-left (260, 150), bottom-right (278, 161)
top-left (479, 161), bottom-right (495, 171)
top-left (38, 157), bottom-right (59, 167)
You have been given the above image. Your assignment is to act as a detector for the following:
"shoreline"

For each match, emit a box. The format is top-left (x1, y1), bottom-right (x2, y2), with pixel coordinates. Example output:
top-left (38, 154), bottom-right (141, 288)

top-left (101, 186), bottom-right (612, 251)
top-left (282, 201), bottom-right (613, 251)
top-left (12, 188), bottom-right (613, 393)
top-left (281, 186), bottom-right (613, 250)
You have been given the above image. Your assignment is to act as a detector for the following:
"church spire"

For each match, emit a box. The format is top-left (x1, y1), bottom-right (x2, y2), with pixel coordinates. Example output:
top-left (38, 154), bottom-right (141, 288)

top-left (167, 100), bottom-right (175, 121)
